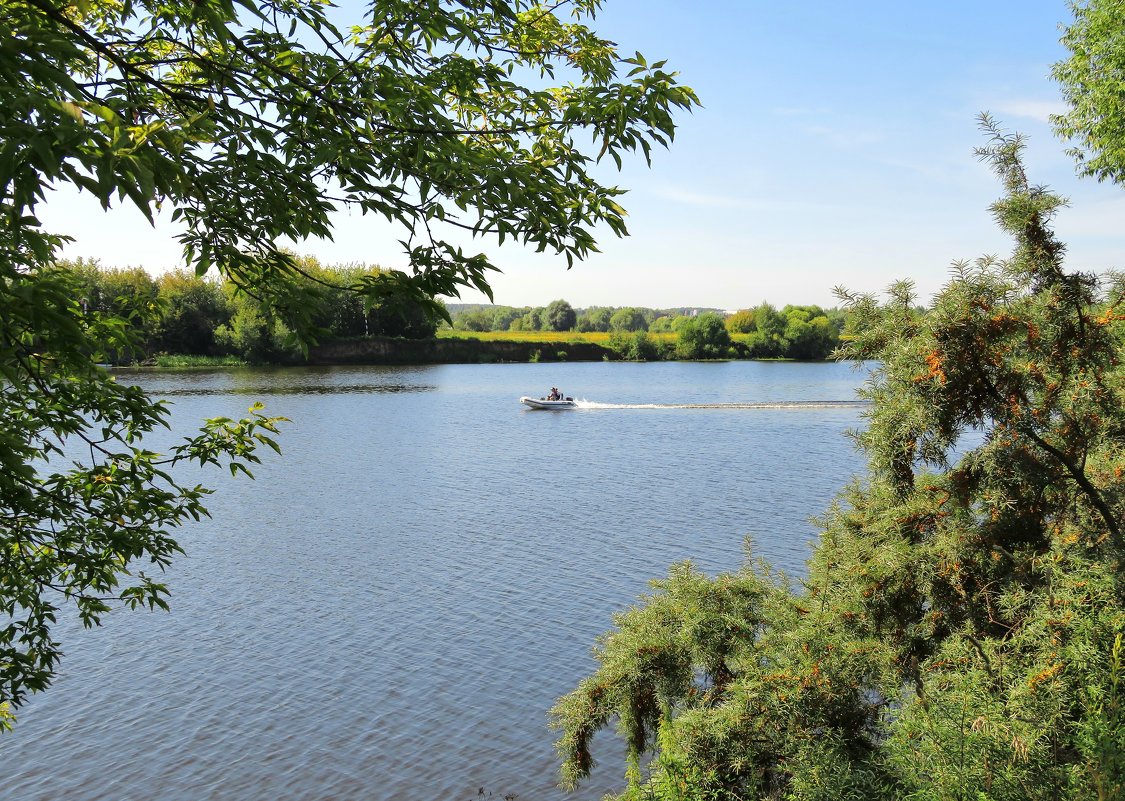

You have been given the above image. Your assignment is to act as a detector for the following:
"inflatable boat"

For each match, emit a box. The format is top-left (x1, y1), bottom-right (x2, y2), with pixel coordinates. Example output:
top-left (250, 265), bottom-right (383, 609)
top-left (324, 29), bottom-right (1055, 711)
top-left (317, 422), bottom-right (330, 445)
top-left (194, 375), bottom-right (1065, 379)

top-left (520, 396), bottom-right (577, 410)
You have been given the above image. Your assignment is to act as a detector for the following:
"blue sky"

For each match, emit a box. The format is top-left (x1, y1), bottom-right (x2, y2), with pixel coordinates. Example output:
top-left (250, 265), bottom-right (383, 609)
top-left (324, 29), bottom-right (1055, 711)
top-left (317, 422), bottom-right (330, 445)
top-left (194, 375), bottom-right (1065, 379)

top-left (43, 0), bottom-right (1125, 310)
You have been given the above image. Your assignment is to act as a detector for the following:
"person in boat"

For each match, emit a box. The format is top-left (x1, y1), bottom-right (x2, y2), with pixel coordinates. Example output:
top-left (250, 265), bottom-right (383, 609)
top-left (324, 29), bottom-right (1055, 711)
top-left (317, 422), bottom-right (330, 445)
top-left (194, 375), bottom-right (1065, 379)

top-left (548, 387), bottom-right (559, 400)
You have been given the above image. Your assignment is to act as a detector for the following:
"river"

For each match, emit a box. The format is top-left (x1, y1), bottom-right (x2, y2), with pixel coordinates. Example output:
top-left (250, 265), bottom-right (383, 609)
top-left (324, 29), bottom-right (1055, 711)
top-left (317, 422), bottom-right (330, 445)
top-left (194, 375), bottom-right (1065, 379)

top-left (1, 361), bottom-right (871, 801)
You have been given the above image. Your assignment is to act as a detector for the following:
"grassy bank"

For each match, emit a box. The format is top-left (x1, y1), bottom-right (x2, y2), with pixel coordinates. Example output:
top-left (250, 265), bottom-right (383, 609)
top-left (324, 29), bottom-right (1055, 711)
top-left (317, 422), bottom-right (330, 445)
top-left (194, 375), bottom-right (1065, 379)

top-left (152, 354), bottom-right (250, 368)
top-left (437, 329), bottom-right (677, 345)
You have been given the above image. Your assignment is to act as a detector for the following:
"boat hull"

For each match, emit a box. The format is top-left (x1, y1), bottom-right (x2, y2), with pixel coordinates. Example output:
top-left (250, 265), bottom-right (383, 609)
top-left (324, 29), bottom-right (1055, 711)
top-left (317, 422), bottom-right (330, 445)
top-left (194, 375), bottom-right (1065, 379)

top-left (520, 396), bottom-right (577, 410)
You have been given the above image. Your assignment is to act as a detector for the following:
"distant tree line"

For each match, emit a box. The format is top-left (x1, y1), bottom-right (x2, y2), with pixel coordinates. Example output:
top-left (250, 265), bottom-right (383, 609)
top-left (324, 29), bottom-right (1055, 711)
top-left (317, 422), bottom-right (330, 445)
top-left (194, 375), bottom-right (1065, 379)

top-left (450, 300), bottom-right (854, 360)
top-left (63, 258), bottom-right (859, 363)
top-left (59, 257), bottom-right (438, 363)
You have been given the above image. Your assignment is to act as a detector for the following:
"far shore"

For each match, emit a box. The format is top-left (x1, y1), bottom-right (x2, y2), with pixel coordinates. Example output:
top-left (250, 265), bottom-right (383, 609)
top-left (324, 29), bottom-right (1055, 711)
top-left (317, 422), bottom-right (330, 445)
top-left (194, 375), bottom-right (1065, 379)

top-left (136, 331), bottom-right (835, 369)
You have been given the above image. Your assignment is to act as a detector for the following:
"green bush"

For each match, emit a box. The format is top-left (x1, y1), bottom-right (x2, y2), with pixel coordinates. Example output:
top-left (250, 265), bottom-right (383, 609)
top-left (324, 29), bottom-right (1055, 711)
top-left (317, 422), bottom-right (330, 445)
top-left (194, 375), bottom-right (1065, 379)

top-left (675, 313), bottom-right (732, 359)
top-left (609, 330), bottom-right (665, 361)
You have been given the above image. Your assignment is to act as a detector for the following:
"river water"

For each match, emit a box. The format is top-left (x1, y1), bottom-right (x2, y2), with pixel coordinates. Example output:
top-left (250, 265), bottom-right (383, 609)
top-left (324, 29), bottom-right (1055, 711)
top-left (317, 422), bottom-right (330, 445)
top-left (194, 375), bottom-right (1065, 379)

top-left (2, 361), bottom-right (870, 801)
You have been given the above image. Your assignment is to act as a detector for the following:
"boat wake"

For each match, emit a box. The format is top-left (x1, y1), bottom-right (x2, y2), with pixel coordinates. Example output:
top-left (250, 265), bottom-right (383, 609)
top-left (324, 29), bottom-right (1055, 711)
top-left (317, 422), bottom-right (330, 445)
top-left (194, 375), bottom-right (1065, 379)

top-left (571, 400), bottom-right (869, 410)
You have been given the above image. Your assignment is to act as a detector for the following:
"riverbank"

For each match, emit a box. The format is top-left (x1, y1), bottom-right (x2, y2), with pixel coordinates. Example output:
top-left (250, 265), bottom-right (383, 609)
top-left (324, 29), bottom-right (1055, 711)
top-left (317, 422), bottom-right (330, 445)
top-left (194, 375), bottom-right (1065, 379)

top-left (309, 334), bottom-right (616, 364)
top-left (140, 332), bottom-right (833, 368)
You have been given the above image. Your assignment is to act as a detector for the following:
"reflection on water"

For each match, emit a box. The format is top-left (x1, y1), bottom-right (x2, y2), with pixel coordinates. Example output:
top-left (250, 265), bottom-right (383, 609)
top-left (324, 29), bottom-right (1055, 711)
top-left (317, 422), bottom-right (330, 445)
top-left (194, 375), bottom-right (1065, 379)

top-left (114, 365), bottom-right (440, 397)
top-left (151, 383), bottom-right (438, 396)
top-left (2, 361), bottom-right (872, 801)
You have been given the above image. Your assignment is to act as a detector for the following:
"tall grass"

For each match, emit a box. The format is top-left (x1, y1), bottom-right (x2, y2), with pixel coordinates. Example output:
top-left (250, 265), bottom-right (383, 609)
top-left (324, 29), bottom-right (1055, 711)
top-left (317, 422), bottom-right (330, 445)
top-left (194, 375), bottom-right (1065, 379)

top-left (153, 354), bottom-right (249, 368)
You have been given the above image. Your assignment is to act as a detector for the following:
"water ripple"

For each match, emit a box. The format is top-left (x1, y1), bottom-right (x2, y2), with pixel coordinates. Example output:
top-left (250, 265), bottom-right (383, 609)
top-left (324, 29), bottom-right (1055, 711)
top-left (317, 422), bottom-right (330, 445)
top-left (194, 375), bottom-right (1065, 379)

top-left (154, 383), bottom-right (437, 396)
top-left (572, 399), bottom-right (869, 410)
top-left (1, 362), bottom-right (870, 801)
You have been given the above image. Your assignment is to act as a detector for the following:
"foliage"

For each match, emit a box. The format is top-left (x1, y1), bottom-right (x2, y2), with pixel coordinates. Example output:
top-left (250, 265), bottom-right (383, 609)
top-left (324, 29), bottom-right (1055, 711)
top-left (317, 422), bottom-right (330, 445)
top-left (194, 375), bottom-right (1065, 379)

top-left (152, 269), bottom-right (229, 356)
top-left (447, 303), bottom-right (849, 358)
top-left (440, 328), bottom-right (586, 342)
top-left (446, 302), bottom-right (848, 359)
top-left (578, 306), bottom-right (615, 332)
top-left (437, 327), bottom-right (679, 346)
top-left (3, 0), bottom-right (696, 320)
top-left (153, 354), bottom-right (247, 368)
top-left (728, 302), bottom-right (787, 358)
top-left (609, 330), bottom-right (668, 361)
top-left (452, 309), bottom-right (492, 332)
top-left (518, 306), bottom-right (547, 331)
top-left (545, 299), bottom-right (578, 332)
top-left (780, 305), bottom-right (840, 360)
top-left (491, 306), bottom-right (528, 332)
top-left (724, 308), bottom-right (757, 334)
top-left (54, 259), bottom-right (443, 363)
top-left (291, 257), bottom-right (440, 341)
top-left (213, 283), bottom-right (296, 363)
top-left (610, 307), bottom-right (651, 332)
top-left (727, 304), bottom-right (839, 359)
top-left (453, 305), bottom-right (527, 332)
top-left (1053, 0), bottom-right (1125, 185)
top-left (65, 259), bottom-right (162, 362)
top-left (554, 121), bottom-right (1125, 800)
top-left (0, 0), bottom-right (695, 719)
top-left (675, 313), bottom-right (732, 359)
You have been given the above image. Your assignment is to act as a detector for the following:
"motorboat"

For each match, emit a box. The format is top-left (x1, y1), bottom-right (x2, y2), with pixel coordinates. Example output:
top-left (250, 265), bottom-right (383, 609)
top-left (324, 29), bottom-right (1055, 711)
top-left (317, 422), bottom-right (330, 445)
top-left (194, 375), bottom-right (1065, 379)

top-left (520, 395), bottom-right (577, 410)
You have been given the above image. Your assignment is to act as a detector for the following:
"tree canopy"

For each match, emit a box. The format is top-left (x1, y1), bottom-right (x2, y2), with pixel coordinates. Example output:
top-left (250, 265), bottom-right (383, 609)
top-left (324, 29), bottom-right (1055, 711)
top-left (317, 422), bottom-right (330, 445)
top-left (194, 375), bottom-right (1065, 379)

top-left (610, 306), bottom-right (650, 332)
top-left (675, 312), bottom-right (732, 359)
top-left (545, 299), bottom-right (578, 332)
top-left (1053, 0), bottom-right (1125, 185)
top-left (4, 0), bottom-right (695, 319)
top-left (55, 257), bottom-right (438, 364)
top-left (0, 0), bottom-right (695, 723)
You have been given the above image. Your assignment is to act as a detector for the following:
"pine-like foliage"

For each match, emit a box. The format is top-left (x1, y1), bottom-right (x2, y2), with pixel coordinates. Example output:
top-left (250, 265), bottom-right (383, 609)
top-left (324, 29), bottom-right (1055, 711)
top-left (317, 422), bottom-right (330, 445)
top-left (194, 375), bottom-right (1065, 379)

top-left (553, 118), bottom-right (1125, 800)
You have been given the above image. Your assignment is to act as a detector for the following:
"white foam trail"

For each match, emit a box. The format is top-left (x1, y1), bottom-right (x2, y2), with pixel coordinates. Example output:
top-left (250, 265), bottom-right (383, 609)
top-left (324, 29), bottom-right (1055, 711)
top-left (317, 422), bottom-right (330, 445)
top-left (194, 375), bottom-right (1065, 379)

top-left (572, 400), bottom-right (869, 410)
